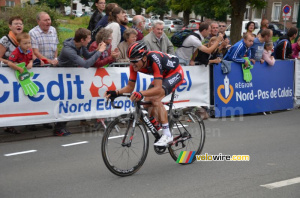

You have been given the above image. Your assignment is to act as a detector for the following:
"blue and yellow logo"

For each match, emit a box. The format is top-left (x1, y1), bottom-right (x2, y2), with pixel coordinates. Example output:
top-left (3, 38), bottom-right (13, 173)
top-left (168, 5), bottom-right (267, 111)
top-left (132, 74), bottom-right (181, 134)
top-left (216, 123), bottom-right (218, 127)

top-left (217, 75), bottom-right (234, 104)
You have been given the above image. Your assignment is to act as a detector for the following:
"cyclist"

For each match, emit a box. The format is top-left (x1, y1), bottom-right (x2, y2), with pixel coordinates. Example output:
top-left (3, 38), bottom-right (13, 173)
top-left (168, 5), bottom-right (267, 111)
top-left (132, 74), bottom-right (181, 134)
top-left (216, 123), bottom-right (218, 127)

top-left (105, 41), bottom-right (185, 146)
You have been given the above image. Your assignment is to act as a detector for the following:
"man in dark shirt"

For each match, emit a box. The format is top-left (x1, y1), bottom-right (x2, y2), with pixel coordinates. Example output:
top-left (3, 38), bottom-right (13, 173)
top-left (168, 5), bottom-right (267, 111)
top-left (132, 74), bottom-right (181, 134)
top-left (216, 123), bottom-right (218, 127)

top-left (87, 0), bottom-right (106, 31)
top-left (274, 27), bottom-right (298, 60)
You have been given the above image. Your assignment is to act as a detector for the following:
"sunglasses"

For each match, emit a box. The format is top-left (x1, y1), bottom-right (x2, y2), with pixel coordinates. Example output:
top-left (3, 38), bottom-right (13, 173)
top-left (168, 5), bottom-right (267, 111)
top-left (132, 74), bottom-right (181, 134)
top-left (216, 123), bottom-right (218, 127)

top-left (219, 25), bottom-right (226, 27)
top-left (130, 57), bottom-right (142, 63)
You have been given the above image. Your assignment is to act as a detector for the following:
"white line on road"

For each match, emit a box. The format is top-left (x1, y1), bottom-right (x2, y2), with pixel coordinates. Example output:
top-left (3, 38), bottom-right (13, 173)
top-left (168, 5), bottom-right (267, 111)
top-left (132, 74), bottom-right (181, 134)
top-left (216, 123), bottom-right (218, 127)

top-left (62, 141), bottom-right (89, 147)
top-left (4, 150), bottom-right (37, 157)
top-left (260, 177), bottom-right (300, 189)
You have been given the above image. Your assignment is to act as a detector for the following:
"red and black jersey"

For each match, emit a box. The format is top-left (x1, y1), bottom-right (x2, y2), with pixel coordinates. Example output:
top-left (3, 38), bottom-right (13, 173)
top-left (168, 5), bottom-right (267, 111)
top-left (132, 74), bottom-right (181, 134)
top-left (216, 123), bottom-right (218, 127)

top-left (129, 51), bottom-right (180, 82)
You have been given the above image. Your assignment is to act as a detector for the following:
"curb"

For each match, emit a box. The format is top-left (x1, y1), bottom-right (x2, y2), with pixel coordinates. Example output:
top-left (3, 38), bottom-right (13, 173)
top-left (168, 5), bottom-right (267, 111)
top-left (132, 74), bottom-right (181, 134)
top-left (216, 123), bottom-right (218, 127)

top-left (0, 120), bottom-right (106, 143)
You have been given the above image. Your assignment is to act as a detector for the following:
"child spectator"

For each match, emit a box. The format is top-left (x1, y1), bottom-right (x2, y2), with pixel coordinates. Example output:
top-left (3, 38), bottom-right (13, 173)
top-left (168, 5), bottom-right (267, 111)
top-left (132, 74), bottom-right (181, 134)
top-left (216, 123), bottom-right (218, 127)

top-left (274, 27), bottom-right (298, 60)
top-left (262, 42), bottom-right (275, 66)
top-left (88, 28), bottom-right (119, 67)
top-left (291, 37), bottom-right (300, 59)
top-left (8, 32), bottom-right (42, 73)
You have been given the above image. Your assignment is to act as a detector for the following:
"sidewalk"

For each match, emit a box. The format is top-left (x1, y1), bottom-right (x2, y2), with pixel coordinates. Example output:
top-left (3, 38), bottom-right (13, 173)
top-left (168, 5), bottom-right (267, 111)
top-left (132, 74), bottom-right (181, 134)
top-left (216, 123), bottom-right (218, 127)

top-left (0, 120), bottom-right (106, 143)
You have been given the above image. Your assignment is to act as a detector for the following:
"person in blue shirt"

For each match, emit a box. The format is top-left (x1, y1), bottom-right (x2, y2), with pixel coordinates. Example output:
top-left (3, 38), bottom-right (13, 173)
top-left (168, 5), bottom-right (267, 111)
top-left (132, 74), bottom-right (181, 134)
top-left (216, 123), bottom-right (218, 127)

top-left (224, 33), bottom-right (255, 68)
top-left (250, 29), bottom-right (273, 63)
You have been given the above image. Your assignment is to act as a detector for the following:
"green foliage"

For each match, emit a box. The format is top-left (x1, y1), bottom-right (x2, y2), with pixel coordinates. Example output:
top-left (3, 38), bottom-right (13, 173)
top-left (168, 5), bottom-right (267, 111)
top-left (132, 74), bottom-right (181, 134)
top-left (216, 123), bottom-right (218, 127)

top-left (194, 0), bottom-right (231, 21)
top-left (38, 0), bottom-right (71, 8)
top-left (144, 0), bottom-right (169, 19)
top-left (0, 4), bottom-right (61, 38)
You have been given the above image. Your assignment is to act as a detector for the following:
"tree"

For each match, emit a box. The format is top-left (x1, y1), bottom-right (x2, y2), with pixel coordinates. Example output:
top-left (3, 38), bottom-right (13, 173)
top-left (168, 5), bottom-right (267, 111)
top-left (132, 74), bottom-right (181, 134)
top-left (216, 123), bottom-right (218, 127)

top-left (193, 0), bottom-right (231, 22)
top-left (144, 0), bottom-right (169, 20)
top-left (230, 0), bottom-right (266, 44)
top-left (38, 0), bottom-right (70, 13)
top-left (107, 0), bottom-right (144, 15)
top-left (168, 0), bottom-right (197, 26)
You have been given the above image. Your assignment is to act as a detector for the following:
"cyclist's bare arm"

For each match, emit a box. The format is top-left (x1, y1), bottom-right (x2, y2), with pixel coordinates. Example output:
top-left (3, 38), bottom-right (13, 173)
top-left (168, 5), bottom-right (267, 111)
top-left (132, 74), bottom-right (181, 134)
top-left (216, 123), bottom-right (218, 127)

top-left (118, 81), bottom-right (135, 95)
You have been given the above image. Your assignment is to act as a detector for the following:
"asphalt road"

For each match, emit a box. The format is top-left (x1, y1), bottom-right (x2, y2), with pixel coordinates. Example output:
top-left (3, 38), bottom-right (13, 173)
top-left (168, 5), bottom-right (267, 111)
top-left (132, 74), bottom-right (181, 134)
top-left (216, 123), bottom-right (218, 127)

top-left (1, 109), bottom-right (300, 198)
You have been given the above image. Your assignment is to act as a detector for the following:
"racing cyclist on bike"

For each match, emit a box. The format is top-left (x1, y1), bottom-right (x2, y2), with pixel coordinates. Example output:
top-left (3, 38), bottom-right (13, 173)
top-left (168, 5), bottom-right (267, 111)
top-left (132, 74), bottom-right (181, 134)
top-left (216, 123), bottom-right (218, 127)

top-left (105, 41), bottom-right (185, 146)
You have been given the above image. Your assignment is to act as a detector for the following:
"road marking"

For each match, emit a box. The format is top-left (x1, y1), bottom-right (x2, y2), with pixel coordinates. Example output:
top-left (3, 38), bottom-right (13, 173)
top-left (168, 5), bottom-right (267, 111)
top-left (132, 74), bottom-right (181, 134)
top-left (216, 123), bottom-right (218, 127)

top-left (62, 141), bottom-right (89, 147)
top-left (261, 177), bottom-right (300, 189)
top-left (108, 135), bottom-right (124, 139)
top-left (4, 150), bottom-right (37, 157)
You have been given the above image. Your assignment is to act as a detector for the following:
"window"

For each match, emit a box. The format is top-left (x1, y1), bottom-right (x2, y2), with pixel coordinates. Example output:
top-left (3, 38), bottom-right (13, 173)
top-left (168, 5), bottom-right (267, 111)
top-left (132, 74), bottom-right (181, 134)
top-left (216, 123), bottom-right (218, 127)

top-left (293, 2), bottom-right (299, 22)
top-left (254, 8), bottom-right (262, 19)
top-left (244, 6), bottom-right (250, 20)
top-left (272, 3), bottom-right (281, 22)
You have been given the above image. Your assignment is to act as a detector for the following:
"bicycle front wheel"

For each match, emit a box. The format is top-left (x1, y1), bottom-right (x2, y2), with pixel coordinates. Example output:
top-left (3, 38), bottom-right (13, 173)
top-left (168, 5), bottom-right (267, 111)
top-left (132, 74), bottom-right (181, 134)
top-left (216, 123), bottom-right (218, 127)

top-left (101, 115), bottom-right (149, 176)
top-left (168, 111), bottom-right (205, 164)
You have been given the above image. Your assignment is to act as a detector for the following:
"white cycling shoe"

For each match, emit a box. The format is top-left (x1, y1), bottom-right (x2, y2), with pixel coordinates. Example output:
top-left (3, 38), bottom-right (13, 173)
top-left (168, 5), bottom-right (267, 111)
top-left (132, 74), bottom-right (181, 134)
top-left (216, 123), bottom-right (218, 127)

top-left (154, 135), bottom-right (173, 146)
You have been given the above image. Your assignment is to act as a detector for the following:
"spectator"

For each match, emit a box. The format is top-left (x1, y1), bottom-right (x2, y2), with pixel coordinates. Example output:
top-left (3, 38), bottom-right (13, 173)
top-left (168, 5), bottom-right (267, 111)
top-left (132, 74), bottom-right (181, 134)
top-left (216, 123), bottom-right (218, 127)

top-left (132, 15), bottom-right (145, 41)
top-left (143, 20), bottom-right (174, 54)
top-left (56, 28), bottom-right (106, 136)
top-left (120, 13), bottom-right (129, 42)
top-left (117, 28), bottom-right (138, 62)
top-left (218, 21), bottom-right (228, 40)
top-left (105, 7), bottom-right (127, 51)
top-left (0, 17), bottom-right (24, 134)
top-left (7, 32), bottom-right (39, 72)
top-left (291, 37), bottom-right (300, 59)
top-left (262, 42), bottom-right (275, 66)
top-left (204, 21), bottom-right (219, 44)
top-left (29, 12), bottom-right (59, 66)
top-left (191, 36), bottom-right (222, 66)
top-left (176, 22), bottom-right (223, 66)
top-left (250, 29), bottom-right (273, 63)
top-left (87, 0), bottom-right (106, 31)
top-left (0, 16), bottom-right (23, 60)
top-left (94, 3), bottom-right (118, 31)
top-left (224, 33), bottom-right (255, 67)
top-left (89, 28), bottom-right (119, 67)
top-left (274, 27), bottom-right (298, 60)
top-left (258, 19), bottom-right (269, 35)
top-left (245, 21), bottom-right (256, 36)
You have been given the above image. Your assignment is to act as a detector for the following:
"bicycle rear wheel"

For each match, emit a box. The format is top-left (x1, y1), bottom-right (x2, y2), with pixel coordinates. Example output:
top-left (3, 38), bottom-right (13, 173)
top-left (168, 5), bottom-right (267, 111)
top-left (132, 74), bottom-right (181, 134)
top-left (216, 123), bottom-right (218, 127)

top-left (101, 115), bottom-right (149, 176)
top-left (168, 110), bottom-right (205, 164)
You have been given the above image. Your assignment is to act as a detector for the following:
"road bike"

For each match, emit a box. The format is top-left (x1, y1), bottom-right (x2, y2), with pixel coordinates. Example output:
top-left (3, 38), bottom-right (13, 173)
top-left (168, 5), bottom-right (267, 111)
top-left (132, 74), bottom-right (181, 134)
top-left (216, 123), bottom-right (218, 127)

top-left (101, 91), bottom-right (205, 176)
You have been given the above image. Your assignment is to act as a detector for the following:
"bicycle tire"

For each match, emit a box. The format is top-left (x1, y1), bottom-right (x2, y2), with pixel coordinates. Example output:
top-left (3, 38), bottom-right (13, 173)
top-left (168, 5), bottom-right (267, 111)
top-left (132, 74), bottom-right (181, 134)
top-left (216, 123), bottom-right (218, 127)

top-left (168, 111), bottom-right (205, 164)
top-left (101, 115), bottom-right (149, 176)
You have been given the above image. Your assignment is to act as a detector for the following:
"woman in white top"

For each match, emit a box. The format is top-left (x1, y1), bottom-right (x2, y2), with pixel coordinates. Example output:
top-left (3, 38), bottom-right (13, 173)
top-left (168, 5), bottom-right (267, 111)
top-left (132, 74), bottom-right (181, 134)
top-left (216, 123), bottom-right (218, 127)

top-left (105, 7), bottom-right (127, 51)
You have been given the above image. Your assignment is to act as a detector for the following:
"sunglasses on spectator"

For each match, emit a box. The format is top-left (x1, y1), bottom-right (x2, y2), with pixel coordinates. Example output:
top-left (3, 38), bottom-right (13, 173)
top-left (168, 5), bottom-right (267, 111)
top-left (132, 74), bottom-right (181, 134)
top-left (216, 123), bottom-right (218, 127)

top-left (130, 57), bottom-right (142, 63)
top-left (219, 25), bottom-right (226, 27)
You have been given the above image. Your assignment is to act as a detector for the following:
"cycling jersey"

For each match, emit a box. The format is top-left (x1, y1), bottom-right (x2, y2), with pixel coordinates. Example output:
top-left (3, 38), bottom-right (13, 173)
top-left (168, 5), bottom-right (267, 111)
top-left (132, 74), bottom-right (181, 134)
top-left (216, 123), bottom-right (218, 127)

top-left (129, 51), bottom-right (185, 95)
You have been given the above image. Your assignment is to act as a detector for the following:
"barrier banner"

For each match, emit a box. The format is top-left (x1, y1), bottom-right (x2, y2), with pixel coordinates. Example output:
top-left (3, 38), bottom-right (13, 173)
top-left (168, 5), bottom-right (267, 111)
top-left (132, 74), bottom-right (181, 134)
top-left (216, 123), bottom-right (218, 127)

top-left (295, 59), bottom-right (300, 106)
top-left (214, 60), bottom-right (294, 117)
top-left (0, 66), bottom-right (209, 127)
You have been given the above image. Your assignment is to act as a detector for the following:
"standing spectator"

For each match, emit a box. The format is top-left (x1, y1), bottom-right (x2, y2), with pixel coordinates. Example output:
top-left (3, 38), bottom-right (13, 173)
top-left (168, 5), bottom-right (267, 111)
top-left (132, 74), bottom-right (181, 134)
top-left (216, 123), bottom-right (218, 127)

top-left (0, 16), bottom-right (23, 60)
top-left (0, 16), bottom-right (24, 134)
top-left (87, 0), bottom-right (106, 31)
top-left (29, 11), bottom-right (59, 130)
top-left (94, 3), bottom-right (118, 31)
top-left (89, 28), bottom-right (119, 67)
top-left (274, 27), bottom-right (298, 60)
top-left (224, 33), bottom-right (255, 67)
top-left (262, 42), bottom-right (275, 66)
top-left (119, 14), bottom-right (129, 42)
top-left (143, 20), bottom-right (175, 55)
top-left (56, 28), bottom-right (106, 136)
top-left (204, 21), bottom-right (219, 44)
top-left (245, 21), bottom-right (256, 36)
top-left (117, 28), bottom-right (138, 62)
top-left (291, 37), bottom-right (300, 59)
top-left (29, 12), bottom-right (59, 66)
top-left (250, 29), bottom-right (273, 63)
top-left (217, 21), bottom-right (231, 57)
top-left (257, 19), bottom-right (269, 35)
top-left (176, 23), bottom-right (222, 66)
top-left (132, 15), bottom-right (145, 41)
top-left (105, 7), bottom-right (127, 51)
top-left (218, 21), bottom-right (228, 40)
